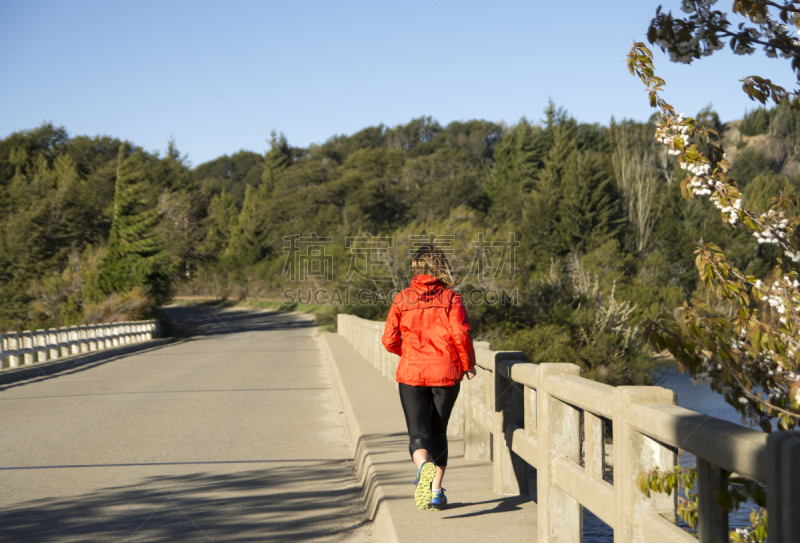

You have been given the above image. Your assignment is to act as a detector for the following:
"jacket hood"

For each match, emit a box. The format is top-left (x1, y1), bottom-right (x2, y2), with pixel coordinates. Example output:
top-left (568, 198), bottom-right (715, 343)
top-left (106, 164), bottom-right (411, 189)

top-left (410, 274), bottom-right (444, 302)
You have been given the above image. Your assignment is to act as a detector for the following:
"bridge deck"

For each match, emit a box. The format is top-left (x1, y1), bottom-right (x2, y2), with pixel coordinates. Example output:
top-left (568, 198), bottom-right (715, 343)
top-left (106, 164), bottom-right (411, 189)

top-left (322, 331), bottom-right (537, 542)
top-left (0, 306), bottom-right (372, 542)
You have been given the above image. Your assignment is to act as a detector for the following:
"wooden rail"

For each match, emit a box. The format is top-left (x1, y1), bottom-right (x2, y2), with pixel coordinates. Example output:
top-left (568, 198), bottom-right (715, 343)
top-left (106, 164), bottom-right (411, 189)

top-left (1, 320), bottom-right (160, 369)
top-left (337, 313), bottom-right (800, 543)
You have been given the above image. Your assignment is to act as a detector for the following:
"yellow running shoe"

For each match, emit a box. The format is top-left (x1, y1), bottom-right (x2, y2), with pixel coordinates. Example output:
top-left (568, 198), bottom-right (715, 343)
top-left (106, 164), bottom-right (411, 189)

top-left (413, 462), bottom-right (436, 510)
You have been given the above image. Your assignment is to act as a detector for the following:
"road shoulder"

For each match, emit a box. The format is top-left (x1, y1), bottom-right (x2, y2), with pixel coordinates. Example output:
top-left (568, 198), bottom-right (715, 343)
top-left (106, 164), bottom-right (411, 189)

top-left (321, 331), bottom-right (537, 543)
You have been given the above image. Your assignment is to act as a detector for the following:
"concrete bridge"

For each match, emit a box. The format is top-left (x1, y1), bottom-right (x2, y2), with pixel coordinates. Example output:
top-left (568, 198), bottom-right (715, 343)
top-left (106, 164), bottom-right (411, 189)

top-left (0, 307), bottom-right (798, 542)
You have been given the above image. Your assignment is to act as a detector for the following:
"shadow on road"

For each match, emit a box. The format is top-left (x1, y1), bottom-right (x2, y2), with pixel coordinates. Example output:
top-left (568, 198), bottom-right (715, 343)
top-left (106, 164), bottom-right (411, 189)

top-left (441, 496), bottom-right (530, 519)
top-left (0, 461), bottom-right (368, 542)
top-left (159, 305), bottom-right (316, 339)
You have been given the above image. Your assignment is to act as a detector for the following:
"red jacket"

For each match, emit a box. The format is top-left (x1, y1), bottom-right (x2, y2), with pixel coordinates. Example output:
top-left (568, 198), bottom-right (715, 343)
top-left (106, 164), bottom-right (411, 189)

top-left (382, 275), bottom-right (476, 387)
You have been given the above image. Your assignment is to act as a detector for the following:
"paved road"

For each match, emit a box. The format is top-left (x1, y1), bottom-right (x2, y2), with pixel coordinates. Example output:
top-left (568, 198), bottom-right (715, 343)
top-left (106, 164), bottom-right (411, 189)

top-left (0, 305), bottom-right (373, 542)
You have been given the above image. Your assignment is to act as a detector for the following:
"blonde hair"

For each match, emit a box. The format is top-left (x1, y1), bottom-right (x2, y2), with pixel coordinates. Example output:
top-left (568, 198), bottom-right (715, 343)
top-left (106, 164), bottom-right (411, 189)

top-left (411, 244), bottom-right (455, 287)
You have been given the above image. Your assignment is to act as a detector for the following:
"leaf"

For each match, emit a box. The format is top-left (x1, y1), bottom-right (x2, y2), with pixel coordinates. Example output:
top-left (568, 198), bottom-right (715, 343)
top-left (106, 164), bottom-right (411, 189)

top-left (751, 325), bottom-right (762, 351)
top-left (716, 486), bottom-right (735, 512)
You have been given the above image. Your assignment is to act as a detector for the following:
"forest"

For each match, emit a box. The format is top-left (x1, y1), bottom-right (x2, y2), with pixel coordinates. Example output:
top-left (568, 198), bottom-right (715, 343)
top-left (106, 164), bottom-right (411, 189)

top-left (2, 102), bottom-right (798, 385)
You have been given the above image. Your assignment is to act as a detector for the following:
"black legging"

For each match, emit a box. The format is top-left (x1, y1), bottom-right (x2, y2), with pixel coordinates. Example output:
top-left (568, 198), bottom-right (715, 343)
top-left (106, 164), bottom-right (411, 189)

top-left (398, 383), bottom-right (461, 467)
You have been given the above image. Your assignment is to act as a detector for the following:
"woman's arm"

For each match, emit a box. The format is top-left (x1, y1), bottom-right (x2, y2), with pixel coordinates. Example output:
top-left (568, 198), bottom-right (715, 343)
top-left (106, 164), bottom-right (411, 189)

top-left (381, 296), bottom-right (403, 356)
top-left (448, 292), bottom-right (476, 372)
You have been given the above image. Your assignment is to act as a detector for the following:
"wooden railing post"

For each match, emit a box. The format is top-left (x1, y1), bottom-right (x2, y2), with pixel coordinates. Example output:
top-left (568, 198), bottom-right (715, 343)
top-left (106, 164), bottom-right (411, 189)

top-left (537, 363), bottom-right (583, 543)
top-left (492, 352), bottom-right (528, 496)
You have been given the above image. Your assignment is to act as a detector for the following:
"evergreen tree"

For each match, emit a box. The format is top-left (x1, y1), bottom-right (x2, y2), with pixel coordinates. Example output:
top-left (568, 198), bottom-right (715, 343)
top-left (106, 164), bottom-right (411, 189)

top-left (262, 131), bottom-right (292, 194)
top-left (192, 150), bottom-right (265, 207)
top-left (538, 121), bottom-right (576, 192)
top-left (157, 138), bottom-right (193, 192)
top-left (202, 189), bottom-right (238, 257)
top-left (540, 99), bottom-right (572, 152)
top-left (486, 118), bottom-right (546, 224)
top-left (558, 150), bottom-right (623, 253)
top-left (521, 124), bottom-right (577, 268)
top-left (385, 116), bottom-right (442, 153)
top-left (99, 144), bottom-right (167, 300)
top-left (542, 99), bottom-right (569, 131)
top-left (740, 107), bottom-right (771, 135)
top-left (224, 183), bottom-right (272, 265)
top-left (487, 118), bottom-right (544, 197)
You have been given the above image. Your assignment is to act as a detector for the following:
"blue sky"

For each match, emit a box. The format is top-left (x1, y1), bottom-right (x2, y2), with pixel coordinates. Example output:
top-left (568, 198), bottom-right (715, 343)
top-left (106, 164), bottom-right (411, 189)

top-left (1, 0), bottom-right (796, 166)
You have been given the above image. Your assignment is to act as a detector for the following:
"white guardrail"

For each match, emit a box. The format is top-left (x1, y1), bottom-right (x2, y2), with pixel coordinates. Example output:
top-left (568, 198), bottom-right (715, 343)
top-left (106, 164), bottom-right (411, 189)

top-left (337, 313), bottom-right (800, 543)
top-left (1, 320), bottom-right (160, 369)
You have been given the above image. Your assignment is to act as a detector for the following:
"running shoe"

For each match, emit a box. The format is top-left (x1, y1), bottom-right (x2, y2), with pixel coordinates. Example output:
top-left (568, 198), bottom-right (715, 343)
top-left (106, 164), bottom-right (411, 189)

top-left (429, 488), bottom-right (447, 511)
top-left (413, 461), bottom-right (435, 510)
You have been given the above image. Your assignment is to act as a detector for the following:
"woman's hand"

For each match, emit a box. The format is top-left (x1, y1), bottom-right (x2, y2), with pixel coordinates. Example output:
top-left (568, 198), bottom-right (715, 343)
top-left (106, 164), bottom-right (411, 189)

top-left (465, 368), bottom-right (477, 380)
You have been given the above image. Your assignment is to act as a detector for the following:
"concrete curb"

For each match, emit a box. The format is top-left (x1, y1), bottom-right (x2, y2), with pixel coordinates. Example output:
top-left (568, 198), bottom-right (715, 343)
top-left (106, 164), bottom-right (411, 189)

top-left (0, 338), bottom-right (174, 387)
top-left (319, 332), bottom-right (400, 543)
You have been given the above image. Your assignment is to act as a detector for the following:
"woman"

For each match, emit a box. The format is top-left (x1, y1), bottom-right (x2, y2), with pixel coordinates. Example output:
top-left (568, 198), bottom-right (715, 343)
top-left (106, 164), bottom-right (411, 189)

top-left (381, 244), bottom-right (476, 511)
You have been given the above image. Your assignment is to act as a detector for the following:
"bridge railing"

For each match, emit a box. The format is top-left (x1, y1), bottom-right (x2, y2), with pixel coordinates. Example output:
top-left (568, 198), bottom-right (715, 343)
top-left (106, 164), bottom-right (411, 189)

top-left (337, 313), bottom-right (800, 543)
top-left (1, 320), bottom-right (160, 369)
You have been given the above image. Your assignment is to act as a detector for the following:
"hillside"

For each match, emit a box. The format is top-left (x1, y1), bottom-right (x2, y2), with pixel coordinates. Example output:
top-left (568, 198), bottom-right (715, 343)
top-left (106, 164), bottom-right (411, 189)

top-left (1, 103), bottom-right (797, 386)
top-left (722, 119), bottom-right (800, 179)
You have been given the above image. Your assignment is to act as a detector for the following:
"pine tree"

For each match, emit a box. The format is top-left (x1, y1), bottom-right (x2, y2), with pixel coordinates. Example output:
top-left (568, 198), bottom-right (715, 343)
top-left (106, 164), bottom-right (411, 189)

top-left (558, 151), bottom-right (623, 253)
top-left (521, 124), bottom-right (577, 266)
top-left (202, 188), bottom-right (238, 258)
top-left (262, 131), bottom-right (292, 194)
top-left (541, 99), bottom-right (571, 152)
top-left (487, 118), bottom-right (545, 197)
top-left (224, 183), bottom-right (272, 265)
top-left (99, 144), bottom-right (166, 299)
top-left (537, 123), bottom-right (576, 195)
top-left (542, 99), bottom-right (569, 131)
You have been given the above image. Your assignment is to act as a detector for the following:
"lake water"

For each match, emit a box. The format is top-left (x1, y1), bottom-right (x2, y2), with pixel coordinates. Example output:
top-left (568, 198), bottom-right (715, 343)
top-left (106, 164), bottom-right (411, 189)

top-left (581, 364), bottom-right (760, 542)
